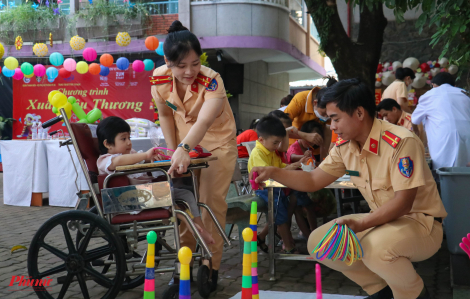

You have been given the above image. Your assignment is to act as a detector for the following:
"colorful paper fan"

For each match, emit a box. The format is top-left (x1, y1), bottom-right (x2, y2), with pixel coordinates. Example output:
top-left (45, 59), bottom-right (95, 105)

top-left (312, 223), bottom-right (364, 266)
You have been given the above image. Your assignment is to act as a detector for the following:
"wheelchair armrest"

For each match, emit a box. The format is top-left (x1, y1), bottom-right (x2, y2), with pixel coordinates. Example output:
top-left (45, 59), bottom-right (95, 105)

top-left (98, 174), bottom-right (130, 190)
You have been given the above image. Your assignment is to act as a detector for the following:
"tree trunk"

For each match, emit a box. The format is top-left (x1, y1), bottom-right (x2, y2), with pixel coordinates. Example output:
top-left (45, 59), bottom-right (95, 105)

top-left (305, 0), bottom-right (387, 89)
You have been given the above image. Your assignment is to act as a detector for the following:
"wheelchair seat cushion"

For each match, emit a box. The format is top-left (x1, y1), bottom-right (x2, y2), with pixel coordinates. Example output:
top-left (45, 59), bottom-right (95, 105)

top-left (110, 208), bottom-right (171, 224)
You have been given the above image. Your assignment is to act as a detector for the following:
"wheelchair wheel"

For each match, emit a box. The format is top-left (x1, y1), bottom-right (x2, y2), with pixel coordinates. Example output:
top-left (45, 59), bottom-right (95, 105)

top-left (197, 265), bottom-right (212, 298)
top-left (76, 206), bottom-right (156, 290)
top-left (28, 210), bottom-right (126, 299)
top-left (162, 284), bottom-right (179, 299)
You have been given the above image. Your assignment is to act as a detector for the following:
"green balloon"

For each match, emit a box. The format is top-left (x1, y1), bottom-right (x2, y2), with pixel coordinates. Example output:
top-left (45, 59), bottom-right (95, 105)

top-left (147, 231), bottom-right (157, 244)
top-left (143, 59), bottom-right (154, 72)
top-left (85, 108), bottom-right (102, 123)
top-left (52, 107), bottom-right (58, 114)
top-left (67, 96), bottom-right (77, 104)
top-left (72, 103), bottom-right (87, 120)
top-left (21, 62), bottom-right (34, 76)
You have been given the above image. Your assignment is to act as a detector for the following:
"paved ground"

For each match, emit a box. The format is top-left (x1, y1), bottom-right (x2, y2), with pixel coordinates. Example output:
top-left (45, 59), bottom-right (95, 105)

top-left (0, 173), bottom-right (457, 299)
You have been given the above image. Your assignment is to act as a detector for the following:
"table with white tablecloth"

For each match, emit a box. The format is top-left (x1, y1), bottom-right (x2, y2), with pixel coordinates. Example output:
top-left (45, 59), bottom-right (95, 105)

top-left (0, 140), bottom-right (89, 207)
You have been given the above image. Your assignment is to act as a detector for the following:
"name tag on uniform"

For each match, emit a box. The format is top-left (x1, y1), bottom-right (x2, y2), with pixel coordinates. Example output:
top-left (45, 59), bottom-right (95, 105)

top-left (165, 100), bottom-right (177, 111)
top-left (345, 170), bottom-right (360, 177)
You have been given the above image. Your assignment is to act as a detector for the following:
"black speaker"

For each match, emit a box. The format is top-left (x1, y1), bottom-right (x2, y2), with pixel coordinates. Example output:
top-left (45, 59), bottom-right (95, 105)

top-left (223, 64), bottom-right (244, 95)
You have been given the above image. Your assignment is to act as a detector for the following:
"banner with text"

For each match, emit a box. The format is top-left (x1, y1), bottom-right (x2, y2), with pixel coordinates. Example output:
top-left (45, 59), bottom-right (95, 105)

top-left (13, 65), bottom-right (154, 138)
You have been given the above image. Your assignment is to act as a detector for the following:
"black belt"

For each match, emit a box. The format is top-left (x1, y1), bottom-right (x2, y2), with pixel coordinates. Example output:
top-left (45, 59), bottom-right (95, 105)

top-left (435, 217), bottom-right (442, 223)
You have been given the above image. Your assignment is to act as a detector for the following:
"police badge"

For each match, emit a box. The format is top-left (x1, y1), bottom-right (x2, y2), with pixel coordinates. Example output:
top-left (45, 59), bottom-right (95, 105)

top-left (398, 157), bottom-right (414, 178)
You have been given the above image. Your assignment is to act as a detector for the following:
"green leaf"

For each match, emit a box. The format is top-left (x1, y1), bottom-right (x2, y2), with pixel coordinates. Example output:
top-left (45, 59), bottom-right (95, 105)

top-left (451, 22), bottom-right (460, 36)
top-left (415, 13), bottom-right (428, 29)
top-left (460, 25), bottom-right (467, 33)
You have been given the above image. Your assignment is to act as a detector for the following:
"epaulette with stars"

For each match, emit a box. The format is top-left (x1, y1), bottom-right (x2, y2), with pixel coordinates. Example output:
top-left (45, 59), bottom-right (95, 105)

top-left (335, 137), bottom-right (350, 147)
top-left (149, 75), bottom-right (172, 85)
top-left (381, 131), bottom-right (401, 148)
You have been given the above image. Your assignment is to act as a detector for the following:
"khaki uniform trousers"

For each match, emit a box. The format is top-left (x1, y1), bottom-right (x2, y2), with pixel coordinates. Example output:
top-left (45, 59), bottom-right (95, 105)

top-left (179, 139), bottom-right (237, 270)
top-left (307, 214), bottom-right (443, 299)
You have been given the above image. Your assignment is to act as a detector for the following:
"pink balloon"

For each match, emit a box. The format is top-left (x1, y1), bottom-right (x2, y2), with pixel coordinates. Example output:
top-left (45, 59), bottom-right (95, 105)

top-left (13, 68), bottom-right (24, 80)
top-left (64, 58), bottom-right (77, 72)
top-left (33, 64), bottom-right (46, 77)
top-left (388, 66), bottom-right (393, 71)
top-left (83, 48), bottom-right (97, 62)
top-left (440, 68), bottom-right (447, 73)
top-left (132, 60), bottom-right (145, 72)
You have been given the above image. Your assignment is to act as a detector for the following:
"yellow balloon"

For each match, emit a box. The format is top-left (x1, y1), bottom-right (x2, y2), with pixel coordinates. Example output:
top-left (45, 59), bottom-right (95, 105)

top-left (25, 73), bottom-right (34, 78)
top-left (76, 61), bottom-right (89, 74)
top-left (63, 102), bottom-right (73, 119)
top-left (242, 227), bottom-right (254, 242)
top-left (51, 93), bottom-right (67, 108)
top-left (178, 247), bottom-right (192, 265)
top-left (5, 57), bottom-right (18, 70)
top-left (48, 90), bottom-right (61, 103)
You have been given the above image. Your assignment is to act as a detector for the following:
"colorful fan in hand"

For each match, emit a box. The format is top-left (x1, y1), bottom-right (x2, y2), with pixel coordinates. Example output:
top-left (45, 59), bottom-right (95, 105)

top-left (460, 233), bottom-right (470, 259)
top-left (312, 223), bottom-right (364, 266)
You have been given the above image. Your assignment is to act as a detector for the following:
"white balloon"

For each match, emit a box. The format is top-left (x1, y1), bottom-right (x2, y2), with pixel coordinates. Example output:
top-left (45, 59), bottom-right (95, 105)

top-left (403, 57), bottom-right (420, 71)
top-left (382, 71), bottom-right (396, 86)
top-left (383, 62), bottom-right (390, 69)
top-left (439, 57), bottom-right (449, 68)
top-left (431, 68), bottom-right (440, 77)
top-left (392, 61), bottom-right (402, 71)
top-left (448, 65), bottom-right (459, 75)
top-left (375, 81), bottom-right (382, 88)
top-left (412, 76), bottom-right (426, 89)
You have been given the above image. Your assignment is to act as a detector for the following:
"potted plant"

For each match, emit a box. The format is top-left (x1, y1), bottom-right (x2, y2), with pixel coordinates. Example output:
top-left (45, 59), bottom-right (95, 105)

top-left (0, 116), bottom-right (15, 140)
top-left (0, 3), bottom-right (65, 44)
top-left (73, 1), bottom-right (153, 39)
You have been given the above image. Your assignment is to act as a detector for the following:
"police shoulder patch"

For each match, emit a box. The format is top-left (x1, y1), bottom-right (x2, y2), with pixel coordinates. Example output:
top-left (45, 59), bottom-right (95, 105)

top-left (335, 137), bottom-right (350, 147)
top-left (381, 130), bottom-right (401, 148)
top-left (149, 75), bottom-right (172, 86)
top-left (398, 156), bottom-right (414, 178)
top-left (206, 78), bottom-right (218, 92)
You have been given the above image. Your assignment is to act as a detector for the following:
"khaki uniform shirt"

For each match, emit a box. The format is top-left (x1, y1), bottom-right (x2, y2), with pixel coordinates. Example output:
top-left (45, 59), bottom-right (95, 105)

top-left (397, 110), bottom-right (413, 132)
top-left (382, 80), bottom-right (408, 102)
top-left (150, 65), bottom-right (236, 151)
top-left (320, 119), bottom-right (447, 232)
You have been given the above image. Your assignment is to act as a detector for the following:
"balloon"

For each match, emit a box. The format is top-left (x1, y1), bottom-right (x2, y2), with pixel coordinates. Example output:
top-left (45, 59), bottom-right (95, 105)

top-left (403, 57), bottom-right (419, 71)
top-left (99, 65), bottom-right (110, 76)
top-left (440, 68), bottom-right (447, 73)
top-left (431, 68), bottom-right (440, 77)
top-left (375, 81), bottom-right (382, 88)
top-left (85, 108), bottom-right (102, 123)
top-left (21, 62), bottom-right (34, 76)
top-left (132, 60), bottom-right (144, 72)
top-left (0, 43), bottom-right (4, 60)
top-left (50, 52), bottom-right (64, 66)
top-left (116, 57), bottom-right (129, 70)
top-left (47, 78), bottom-right (55, 83)
top-left (69, 96), bottom-right (87, 120)
top-left (33, 64), bottom-right (46, 77)
top-left (25, 72), bottom-right (34, 78)
top-left (156, 42), bottom-right (164, 56)
top-left (64, 58), bottom-right (77, 72)
top-left (417, 68), bottom-right (422, 73)
top-left (381, 71), bottom-right (396, 86)
top-left (76, 61), bottom-right (89, 74)
top-left (420, 63), bottom-right (430, 73)
top-left (143, 59), bottom-right (154, 71)
top-left (448, 65), bottom-right (459, 75)
top-left (438, 57), bottom-right (449, 68)
top-left (13, 68), bottom-right (24, 80)
top-left (427, 61), bottom-right (432, 65)
top-left (59, 68), bottom-right (71, 78)
top-left (51, 92), bottom-right (67, 107)
top-left (100, 54), bottom-right (113, 67)
top-left (70, 35), bottom-right (86, 51)
top-left (145, 36), bottom-right (159, 51)
top-left (4, 57), bottom-right (18, 70)
top-left (388, 66), bottom-right (393, 71)
top-left (412, 76), bottom-right (426, 89)
top-left (48, 90), bottom-right (61, 102)
top-left (426, 80), bottom-right (432, 85)
top-left (83, 48), bottom-right (97, 62)
top-left (434, 62), bottom-right (440, 68)
top-left (383, 62), bottom-right (390, 69)
top-left (116, 32), bottom-right (131, 47)
top-left (2, 66), bottom-right (14, 77)
top-left (88, 63), bottom-right (101, 75)
top-left (33, 43), bottom-right (48, 57)
top-left (377, 64), bottom-right (383, 73)
top-left (46, 67), bottom-right (59, 80)
top-left (392, 61), bottom-right (402, 71)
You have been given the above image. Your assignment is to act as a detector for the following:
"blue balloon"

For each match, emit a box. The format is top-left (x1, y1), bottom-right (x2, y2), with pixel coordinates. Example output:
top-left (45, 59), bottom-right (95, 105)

top-left (47, 77), bottom-right (55, 83)
top-left (2, 66), bottom-right (15, 77)
top-left (143, 59), bottom-right (154, 71)
top-left (99, 65), bottom-right (110, 76)
top-left (46, 67), bottom-right (58, 80)
top-left (156, 42), bottom-right (164, 56)
top-left (49, 52), bottom-right (64, 66)
top-left (116, 57), bottom-right (129, 71)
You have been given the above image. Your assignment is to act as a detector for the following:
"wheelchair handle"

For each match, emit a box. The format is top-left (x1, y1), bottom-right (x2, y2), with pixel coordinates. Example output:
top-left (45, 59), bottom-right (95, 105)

top-left (49, 130), bottom-right (58, 136)
top-left (43, 115), bottom-right (63, 128)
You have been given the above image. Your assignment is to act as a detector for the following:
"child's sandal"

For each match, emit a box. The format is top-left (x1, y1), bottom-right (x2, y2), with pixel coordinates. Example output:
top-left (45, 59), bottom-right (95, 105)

top-left (257, 234), bottom-right (269, 253)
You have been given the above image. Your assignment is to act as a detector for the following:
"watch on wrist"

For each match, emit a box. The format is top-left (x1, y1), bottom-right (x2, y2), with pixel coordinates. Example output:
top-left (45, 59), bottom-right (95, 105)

top-left (177, 143), bottom-right (191, 152)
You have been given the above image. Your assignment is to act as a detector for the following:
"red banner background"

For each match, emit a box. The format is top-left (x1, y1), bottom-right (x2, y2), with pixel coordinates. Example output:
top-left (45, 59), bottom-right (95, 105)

top-left (13, 65), bottom-right (154, 138)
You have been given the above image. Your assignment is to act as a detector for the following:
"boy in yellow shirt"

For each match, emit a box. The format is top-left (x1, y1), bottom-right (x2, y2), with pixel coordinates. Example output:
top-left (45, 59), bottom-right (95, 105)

top-left (249, 116), bottom-right (307, 253)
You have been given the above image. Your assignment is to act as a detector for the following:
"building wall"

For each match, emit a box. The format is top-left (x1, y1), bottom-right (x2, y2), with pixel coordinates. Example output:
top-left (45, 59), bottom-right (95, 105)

top-left (146, 14), bottom-right (179, 36)
top-left (236, 60), bottom-right (290, 129)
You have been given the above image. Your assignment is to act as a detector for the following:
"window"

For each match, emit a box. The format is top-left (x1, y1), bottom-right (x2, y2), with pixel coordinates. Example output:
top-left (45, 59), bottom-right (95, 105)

top-left (139, 0), bottom-right (178, 14)
top-left (289, 0), bottom-right (304, 26)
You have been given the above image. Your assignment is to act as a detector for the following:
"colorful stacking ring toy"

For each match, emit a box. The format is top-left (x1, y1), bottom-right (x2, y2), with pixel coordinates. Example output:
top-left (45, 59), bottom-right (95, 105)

top-left (311, 223), bottom-right (364, 266)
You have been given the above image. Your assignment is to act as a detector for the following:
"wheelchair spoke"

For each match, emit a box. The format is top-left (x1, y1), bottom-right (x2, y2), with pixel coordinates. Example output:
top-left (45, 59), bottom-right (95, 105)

top-left (84, 265), bottom-right (113, 288)
top-left (61, 222), bottom-right (77, 254)
top-left (84, 245), bottom-right (113, 262)
top-left (78, 223), bottom-right (96, 255)
top-left (39, 264), bottom-right (67, 278)
top-left (41, 242), bottom-right (68, 261)
top-left (57, 273), bottom-right (74, 299)
top-left (77, 272), bottom-right (90, 299)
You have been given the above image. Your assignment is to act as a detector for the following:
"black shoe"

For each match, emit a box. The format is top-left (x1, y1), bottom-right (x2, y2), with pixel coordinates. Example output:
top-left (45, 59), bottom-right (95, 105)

top-left (210, 269), bottom-right (218, 292)
top-left (365, 285), bottom-right (393, 299)
top-left (417, 287), bottom-right (432, 299)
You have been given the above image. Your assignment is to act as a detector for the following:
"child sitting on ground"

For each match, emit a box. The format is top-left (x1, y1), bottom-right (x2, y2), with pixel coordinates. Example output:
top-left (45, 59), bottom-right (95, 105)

top-left (248, 115), bottom-right (308, 254)
top-left (96, 116), bottom-right (214, 245)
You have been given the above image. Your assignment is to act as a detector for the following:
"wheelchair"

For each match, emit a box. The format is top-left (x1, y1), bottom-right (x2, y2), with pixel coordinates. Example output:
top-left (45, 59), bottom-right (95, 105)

top-left (27, 108), bottom-right (230, 299)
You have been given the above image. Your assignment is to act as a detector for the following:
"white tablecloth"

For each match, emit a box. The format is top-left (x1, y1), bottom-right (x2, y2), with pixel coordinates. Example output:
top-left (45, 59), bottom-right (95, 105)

top-left (0, 140), bottom-right (89, 207)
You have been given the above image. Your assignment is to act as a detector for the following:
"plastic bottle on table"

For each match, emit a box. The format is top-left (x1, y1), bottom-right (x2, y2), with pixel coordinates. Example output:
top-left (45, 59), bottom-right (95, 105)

top-left (37, 122), bottom-right (43, 139)
top-left (31, 122), bottom-right (38, 140)
top-left (133, 123), bottom-right (140, 138)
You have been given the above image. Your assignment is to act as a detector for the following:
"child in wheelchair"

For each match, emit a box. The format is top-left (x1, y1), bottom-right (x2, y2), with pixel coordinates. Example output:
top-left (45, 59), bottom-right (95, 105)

top-left (96, 116), bottom-right (215, 245)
